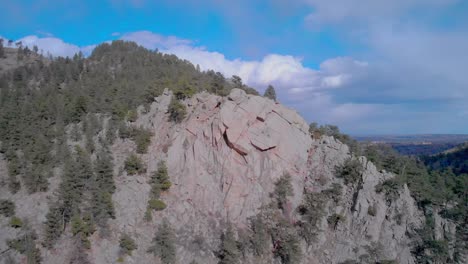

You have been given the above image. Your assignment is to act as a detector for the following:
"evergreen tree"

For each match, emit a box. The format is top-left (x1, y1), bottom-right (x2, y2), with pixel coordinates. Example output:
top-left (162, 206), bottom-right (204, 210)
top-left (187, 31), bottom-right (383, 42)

top-left (0, 199), bottom-right (15, 217)
top-left (273, 173), bottom-right (293, 210)
top-left (119, 233), bottom-right (138, 256)
top-left (263, 85), bottom-right (276, 100)
top-left (43, 205), bottom-right (63, 248)
top-left (91, 149), bottom-right (116, 228)
top-left (150, 161), bottom-right (171, 199)
top-left (124, 154), bottom-right (146, 175)
top-left (148, 220), bottom-right (176, 264)
top-left (0, 39), bottom-right (5, 58)
top-left (168, 97), bottom-right (187, 123)
top-left (217, 225), bottom-right (240, 264)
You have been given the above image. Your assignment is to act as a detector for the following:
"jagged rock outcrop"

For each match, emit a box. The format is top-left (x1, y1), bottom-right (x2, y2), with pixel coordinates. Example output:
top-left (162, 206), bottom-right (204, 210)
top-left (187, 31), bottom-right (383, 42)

top-left (0, 89), bottom-right (447, 264)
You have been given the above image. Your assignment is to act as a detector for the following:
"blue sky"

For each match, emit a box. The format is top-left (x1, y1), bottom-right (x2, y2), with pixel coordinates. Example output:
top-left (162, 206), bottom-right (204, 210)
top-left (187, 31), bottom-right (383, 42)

top-left (2, 0), bottom-right (468, 135)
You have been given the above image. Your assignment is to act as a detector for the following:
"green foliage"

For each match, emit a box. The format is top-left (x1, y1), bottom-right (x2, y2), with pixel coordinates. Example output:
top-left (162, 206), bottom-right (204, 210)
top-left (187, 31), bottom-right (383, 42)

top-left (6, 154), bottom-right (22, 193)
top-left (296, 191), bottom-right (325, 245)
top-left (230, 75), bottom-right (258, 95)
top-left (132, 127), bottom-right (153, 154)
top-left (454, 221), bottom-right (468, 263)
top-left (10, 216), bottom-right (23, 228)
top-left (43, 206), bottom-right (63, 248)
top-left (174, 86), bottom-right (196, 100)
top-left (412, 213), bottom-right (452, 263)
top-left (336, 158), bottom-right (363, 185)
top-left (168, 97), bottom-right (187, 123)
top-left (0, 199), bottom-right (15, 217)
top-left (148, 220), bottom-right (176, 264)
top-left (83, 114), bottom-right (102, 153)
top-left (150, 161), bottom-right (171, 198)
top-left (148, 199), bottom-right (167, 211)
top-left (273, 173), bottom-right (293, 210)
top-left (0, 39), bottom-right (4, 58)
top-left (263, 85), bottom-right (277, 100)
top-left (271, 218), bottom-right (302, 264)
top-left (367, 203), bottom-right (377, 217)
top-left (70, 96), bottom-right (89, 123)
top-left (217, 225), bottom-right (241, 264)
top-left (327, 214), bottom-right (346, 230)
top-left (105, 118), bottom-right (118, 144)
top-left (124, 154), bottom-right (146, 175)
top-left (126, 109), bottom-right (138, 122)
top-left (144, 208), bottom-right (153, 222)
top-left (362, 144), bottom-right (405, 174)
top-left (362, 144), bottom-right (467, 210)
top-left (91, 149), bottom-right (116, 228)
top-left (118, 124), bottom-right (153, 153)
top-left (146, 161), bottom-right (171, 218)
top-left (249, 215), bottom-right (270, 256)
top-left (7, 228), bottom-right (42, 264)
top-left (44, 148), bottom-right (94, 248)
top-left (119, 233), bottom-right (138, 256)
top-left (423, 144), bottom-right (468, 175)
top-left (375, 178), bottom-right (403, 203)
top-left (71, 214), bottom-right (96, 249)
top-left (309, 123), bottom-right (360, 154)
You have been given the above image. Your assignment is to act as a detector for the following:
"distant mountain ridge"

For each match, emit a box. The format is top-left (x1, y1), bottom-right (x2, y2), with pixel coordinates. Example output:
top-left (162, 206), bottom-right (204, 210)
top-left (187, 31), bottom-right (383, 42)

top-left (354, 134), bottom-right (468, 156)
top-left (423, 142), bottom-right (468, 175)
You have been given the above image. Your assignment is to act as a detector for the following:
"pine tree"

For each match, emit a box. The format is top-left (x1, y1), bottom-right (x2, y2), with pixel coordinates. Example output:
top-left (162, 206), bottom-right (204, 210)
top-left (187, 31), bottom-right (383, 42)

top-left (217, 225), bottom-right (240, 264)
top-left (263, 85), bottom-right (276, 101)
top-left (91, 149), bottom-right (116, 228)
top-left (43, 205), bottom-right (63, 248)
top-left (148, 220), bottom-right (176, 264)
top-left (0, 39), bottom-right (5, 58)
top-left (150, 161), bottom-right (171, 199)
top-left (119, 233), bottom-right (138, 256)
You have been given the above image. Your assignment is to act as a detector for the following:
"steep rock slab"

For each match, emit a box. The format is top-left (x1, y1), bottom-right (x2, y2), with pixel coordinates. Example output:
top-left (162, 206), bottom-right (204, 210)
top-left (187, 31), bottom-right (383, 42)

top-left (166, 89), bottom-right (313, 228)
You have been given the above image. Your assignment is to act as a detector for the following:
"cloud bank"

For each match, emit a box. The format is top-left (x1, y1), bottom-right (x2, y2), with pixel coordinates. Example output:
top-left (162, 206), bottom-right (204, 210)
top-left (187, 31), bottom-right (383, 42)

top-left (3, 4), bottom-right (468, 134)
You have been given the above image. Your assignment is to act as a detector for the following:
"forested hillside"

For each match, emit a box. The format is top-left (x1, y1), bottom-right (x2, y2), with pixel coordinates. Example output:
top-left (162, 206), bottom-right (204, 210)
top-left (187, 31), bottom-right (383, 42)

top-left (0, 41), bottom-right (259, 263)
top-left (423, 144), bottom-right (468, 175)
top-left (0, 40), bottom-right (257, 194)
top-left (313, 126), bottom-right (468, 263)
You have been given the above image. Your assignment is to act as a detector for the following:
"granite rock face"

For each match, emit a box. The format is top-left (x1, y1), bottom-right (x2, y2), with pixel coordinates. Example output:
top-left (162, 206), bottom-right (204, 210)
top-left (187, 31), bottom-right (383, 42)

top-left (0, 89), bottom-right (442, 264)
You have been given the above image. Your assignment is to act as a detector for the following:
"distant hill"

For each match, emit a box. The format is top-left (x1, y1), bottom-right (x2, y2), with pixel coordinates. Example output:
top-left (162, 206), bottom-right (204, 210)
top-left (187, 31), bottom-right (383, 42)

top-left (442, 142), bottom-right (468, 154)
top-left (354, 134), bottom-right (468, 156)
top-left (423, 142), bottom-right (468, 175)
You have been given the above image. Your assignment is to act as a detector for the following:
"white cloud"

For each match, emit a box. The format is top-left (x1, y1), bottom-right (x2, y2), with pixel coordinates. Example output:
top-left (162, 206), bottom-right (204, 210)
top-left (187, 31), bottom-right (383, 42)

top-left (2, 31), bottom-right (374, 131)
top-left (1, 35), bottom-right (95, 57)
top-left (163, 45), bottom-right (367, 94)
top-left (116, 31), bottom-right (368, 95)
top-left (4, 32), bottom-right (367, 96)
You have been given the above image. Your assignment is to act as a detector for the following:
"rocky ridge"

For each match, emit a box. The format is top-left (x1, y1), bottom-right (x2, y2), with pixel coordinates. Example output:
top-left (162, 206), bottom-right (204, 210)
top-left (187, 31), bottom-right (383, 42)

top-left (0, 88), bottom-right (456, 263)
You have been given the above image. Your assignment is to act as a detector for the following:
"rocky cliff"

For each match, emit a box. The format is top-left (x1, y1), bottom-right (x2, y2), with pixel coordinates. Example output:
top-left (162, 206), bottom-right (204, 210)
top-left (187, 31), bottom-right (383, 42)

top-left (0, 89), bottom-right (458, 263)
